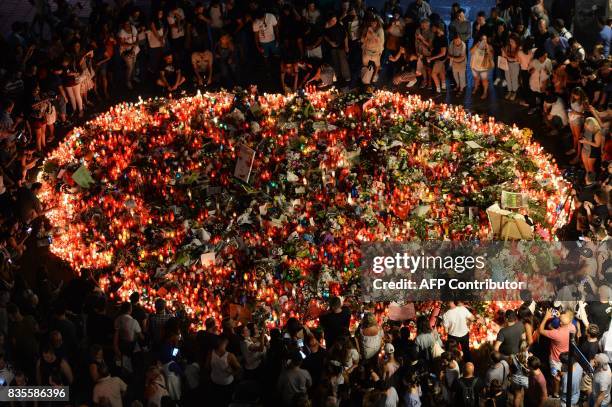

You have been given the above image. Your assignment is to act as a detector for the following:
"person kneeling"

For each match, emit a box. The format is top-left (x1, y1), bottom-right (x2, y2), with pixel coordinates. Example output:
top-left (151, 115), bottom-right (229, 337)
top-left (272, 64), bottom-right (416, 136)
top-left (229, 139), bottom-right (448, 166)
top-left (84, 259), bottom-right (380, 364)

top-left (157, 53), bottom-right (186, 94)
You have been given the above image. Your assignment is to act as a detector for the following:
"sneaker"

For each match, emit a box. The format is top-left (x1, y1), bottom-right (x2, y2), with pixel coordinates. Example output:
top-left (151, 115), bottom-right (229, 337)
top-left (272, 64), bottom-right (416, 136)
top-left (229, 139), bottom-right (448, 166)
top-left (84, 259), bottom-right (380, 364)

top-left (441, 83), bottom-right (446, 91)
top-left (436, 87), bottom-right (441, 93)
top-left (406, 79), bottom-right (418, 87)
top-left (502, 80), bottom-right (507, 87)
top-left (494, 78), bottom-right (501, 86)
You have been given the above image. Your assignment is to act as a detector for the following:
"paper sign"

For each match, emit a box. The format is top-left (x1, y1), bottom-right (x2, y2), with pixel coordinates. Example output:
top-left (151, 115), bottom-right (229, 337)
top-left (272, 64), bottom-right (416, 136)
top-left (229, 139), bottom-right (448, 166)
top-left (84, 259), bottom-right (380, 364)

top-left (388, 302), bottom-right (416, 321)
top-left (259, 204), bottom-right (268, 215)
top-left (200, 252), bottom-right (215, 266)
top-left (287, 171), bottom-right (299, 182)
top-left (234, 144), bottom-right (256, 183)
top-left (412, 205), bottom-right (431, 217)
top-left (71, 165), bottom-right (95, 188)
top-left (465, 140), bottom-right (483, 149)
top-left (501, 190), bottom-right (528, 209)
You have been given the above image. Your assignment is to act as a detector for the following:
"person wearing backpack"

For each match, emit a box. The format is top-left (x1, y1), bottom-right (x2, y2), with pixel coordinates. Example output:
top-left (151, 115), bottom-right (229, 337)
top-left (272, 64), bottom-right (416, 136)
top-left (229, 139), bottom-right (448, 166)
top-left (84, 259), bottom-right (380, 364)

top-left (453, 362), bottom-right (484, 407)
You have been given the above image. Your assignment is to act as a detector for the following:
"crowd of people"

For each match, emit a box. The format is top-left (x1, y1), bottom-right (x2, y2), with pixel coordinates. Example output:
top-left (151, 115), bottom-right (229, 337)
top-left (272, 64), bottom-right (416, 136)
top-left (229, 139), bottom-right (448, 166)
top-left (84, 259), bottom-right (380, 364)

top-left (0, 0), bottom-right (610, 406)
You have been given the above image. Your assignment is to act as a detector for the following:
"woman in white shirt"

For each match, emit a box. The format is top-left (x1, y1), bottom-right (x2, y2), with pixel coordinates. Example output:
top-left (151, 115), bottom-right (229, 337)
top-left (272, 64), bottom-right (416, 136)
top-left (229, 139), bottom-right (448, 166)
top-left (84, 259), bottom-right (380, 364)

top-left (330, 335), bottom-right (360, 373)
top-left (356, 313), bottom-right (383, 361)
top-left (517, 38), bottom-right (535, 107)
top-left (527, 48), bottom-right (552, 114)
top-left (210, 336), bottom-right (241, 406)
top-left (239, 323), bottom-right (268, 379)
top-left (147, 9), bottom-right (166, 75)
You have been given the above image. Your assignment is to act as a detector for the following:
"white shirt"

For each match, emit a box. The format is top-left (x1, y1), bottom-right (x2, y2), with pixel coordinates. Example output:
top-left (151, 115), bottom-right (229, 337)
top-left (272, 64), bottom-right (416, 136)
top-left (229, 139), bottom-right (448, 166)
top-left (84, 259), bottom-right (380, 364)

top-left (147, 26), bottom-right (165, 49)
top-left (184, 362), bottom-right (200, 390)
top-left (209, 5), bottom-right (225, 29)
top-left (442, 306), bottom-right (473, 337)
top-left (517, 48), bottom-right (534, 70)
top-left (118, 26), bottom-right (139, 55)
top-left (114, 314), bottom-right (141, 342)
top-left (0, 365), bottom-right (14, 386)
top-left (252, 13), bottom-right (277, 44)
top-left (529, 58), bottom-right (552, 93)
top-left (548, 97), bottom-right (569, 126)
top-left (93, 376), bottom-right (127, 407)
top-left (167, 8), bottom-right (186, 39)
top-left (240, 338), bottom-right (266, 370)
top-left (385, 385), bottom-right (400, 407)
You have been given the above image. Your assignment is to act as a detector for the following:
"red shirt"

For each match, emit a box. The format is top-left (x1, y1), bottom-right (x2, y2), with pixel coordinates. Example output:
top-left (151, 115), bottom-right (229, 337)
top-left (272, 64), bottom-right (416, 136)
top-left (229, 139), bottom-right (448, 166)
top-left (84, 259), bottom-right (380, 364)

top-left (542, 323), bottom-right (576, 362)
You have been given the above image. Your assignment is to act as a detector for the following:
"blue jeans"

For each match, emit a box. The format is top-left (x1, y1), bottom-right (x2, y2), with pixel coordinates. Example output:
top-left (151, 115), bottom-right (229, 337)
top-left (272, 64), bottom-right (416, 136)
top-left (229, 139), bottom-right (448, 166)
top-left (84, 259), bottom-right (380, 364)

top-left (260, 41), bottom-right (278, 58)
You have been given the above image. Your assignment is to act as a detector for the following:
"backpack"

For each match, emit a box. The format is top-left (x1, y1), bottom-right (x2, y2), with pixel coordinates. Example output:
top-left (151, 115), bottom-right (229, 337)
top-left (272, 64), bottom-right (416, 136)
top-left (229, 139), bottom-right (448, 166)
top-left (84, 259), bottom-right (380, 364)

top-left (430, 332), bottom-right (444, 359)
top-left (458, 377), bottom-right (479, 407)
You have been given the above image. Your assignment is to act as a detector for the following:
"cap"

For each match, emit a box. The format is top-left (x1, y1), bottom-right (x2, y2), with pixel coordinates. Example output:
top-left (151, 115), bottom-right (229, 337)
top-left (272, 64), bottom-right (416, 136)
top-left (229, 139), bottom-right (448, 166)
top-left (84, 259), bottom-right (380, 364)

top-left (595, 353), bottom-right (610, 368)
top-left (384, 343), bottom-right (395, 354)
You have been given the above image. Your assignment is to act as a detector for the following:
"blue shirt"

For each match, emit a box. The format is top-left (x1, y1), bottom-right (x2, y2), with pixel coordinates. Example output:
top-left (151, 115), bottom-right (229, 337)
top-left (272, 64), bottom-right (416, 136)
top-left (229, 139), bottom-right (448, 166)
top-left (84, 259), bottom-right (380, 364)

top-left (600, 25), bottom-right (611, 57)
top-left (544, 37), bottom-right (569, 61)
top-left (561, 363), bottom-right (583, 405)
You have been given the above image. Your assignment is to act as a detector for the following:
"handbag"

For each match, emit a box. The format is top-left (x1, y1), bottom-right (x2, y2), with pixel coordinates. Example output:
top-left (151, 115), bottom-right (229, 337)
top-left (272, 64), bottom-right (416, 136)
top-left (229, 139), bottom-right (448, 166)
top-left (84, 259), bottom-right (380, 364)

top-left (498, 55), bottom-right (509, 71)
top-left (431, 332), bottom-right (444, 359)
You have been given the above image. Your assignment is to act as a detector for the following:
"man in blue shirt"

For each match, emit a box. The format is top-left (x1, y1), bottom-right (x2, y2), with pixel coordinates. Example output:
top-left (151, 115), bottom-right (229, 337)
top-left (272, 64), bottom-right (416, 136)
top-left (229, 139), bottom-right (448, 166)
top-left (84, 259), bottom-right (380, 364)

top-left (560, 351), bottom-right (584, 405)
top-left (598, 17), bottom-right (611, 57)
top-left (545, 32), bottom-right (569, 63)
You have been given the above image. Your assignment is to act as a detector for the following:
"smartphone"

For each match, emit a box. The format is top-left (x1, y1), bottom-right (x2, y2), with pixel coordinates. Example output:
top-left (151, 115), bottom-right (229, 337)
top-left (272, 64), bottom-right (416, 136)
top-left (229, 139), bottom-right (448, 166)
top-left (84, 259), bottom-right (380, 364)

top-left (172, 347), bottom-right (179, 357)
top-left (297, 338), bottom-right (304, 348)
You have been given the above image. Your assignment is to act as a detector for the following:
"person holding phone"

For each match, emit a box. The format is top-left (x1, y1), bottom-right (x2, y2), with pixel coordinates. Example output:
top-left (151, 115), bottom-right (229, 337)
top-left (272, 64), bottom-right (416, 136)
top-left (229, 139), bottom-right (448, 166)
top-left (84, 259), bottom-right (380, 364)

top-left (470, 35), bottom-right (494, 99)
top-left (239, 322), bottom-right (268, 379)
top-left (538, 308), bottom-right (576, 397)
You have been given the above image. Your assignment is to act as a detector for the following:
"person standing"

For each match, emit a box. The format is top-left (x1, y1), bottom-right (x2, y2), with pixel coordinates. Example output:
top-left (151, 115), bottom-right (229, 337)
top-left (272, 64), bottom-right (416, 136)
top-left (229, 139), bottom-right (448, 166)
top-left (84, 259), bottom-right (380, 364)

top-left (592, 353), bottom-right (612, 407)
top-left (167, 2), bottom-right (186, 63)
top-left (494, 309), bottom-right (525, 357)
top-left (538, 309), bottom-right (576, 397)
top-left (210, 336), bottom-right (241, 406)
top-left (319, 296), bottom-right (350, 349)
top-left (361, 16), bottom-right (385, 84)
top-left (113, 302), bottom-right (143, 373)
top-left (442, 301), bottom-right (475, 361)
top-left (277, 352), bottom-right (312, 407)
top-left (147, 9), bottom-right (166, 78)
top-left (527, 48), bottom-right (552, 115)
top-left (92, 364), bottom-right (127, 407)
top-left (406, 0), bottom-right (432, 22)
top-left (502, 34), bottom-right (520, 100)
top-left (415, 18), bottom-right (434, 88)
top-left (580, 117), bottom-right (604, 174)
top-left (117, 20), bottom-right (140, 90)
top-left (448, 33), bottom-right (467, 93)
top-left (470, 35), bottom-right (494, 99)
top-left (252, 10), bottom-right (279, 61)
top-left (450, 9), bottom-right (472, 43)
top-left (324, 12), bottom-right (351, 85)
top-left (428, 21), bottom-right (448, 93)
top-left (559, 351), bottom-right (584, 406)
top-left (452, 362), bottom-right (484, 407)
